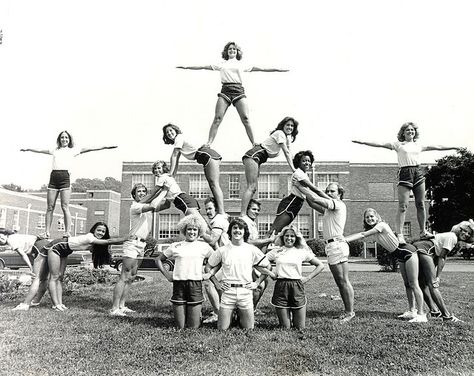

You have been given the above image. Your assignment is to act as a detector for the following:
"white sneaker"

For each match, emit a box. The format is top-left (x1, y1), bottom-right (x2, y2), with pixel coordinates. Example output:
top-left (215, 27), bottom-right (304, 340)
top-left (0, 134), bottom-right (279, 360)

top-left (30, 301), bottom-right (41, 307)
top-left (12, 303), bottom-right (30, 311)
top-left (397, 310), bottom-right (417, 319)
top-left (120, 306), bottom-right (136, 314)
top-left (408, 314), bottom-right (428, 323)
top-left (203, 312), bottom-right (218, 324)
top-left (59, 304), bottom-right (69, 310)
top-left (109, 309), bottom-right (127, 317)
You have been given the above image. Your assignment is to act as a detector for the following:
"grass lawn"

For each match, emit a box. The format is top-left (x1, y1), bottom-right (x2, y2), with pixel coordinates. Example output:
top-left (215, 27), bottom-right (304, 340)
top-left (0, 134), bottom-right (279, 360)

top-left (1, 269), bottom-right (473, 376)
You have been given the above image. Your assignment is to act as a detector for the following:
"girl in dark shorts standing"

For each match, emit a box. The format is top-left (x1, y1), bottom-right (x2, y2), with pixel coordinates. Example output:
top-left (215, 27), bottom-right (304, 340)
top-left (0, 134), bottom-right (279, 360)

top-left (345, 208), bottom-right (427, 322)
top-left (45, 221), bottom-right (131, 311)
top-left (162, 123), bottom-right (226, 215)
top-left (263, 225), bottom-right (324, 329)
top-left (176, 41), bottom-right (288, 148)
top-left (240, 117), bottom-right (298, 216)
top-left (352, 123), bottom-right (459, 243)
top-left (21, 131), bottom-right (117, 237)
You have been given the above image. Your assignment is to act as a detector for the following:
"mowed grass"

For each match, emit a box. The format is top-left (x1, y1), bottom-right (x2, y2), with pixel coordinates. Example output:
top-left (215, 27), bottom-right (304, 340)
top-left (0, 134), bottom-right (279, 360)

top-left (1, 270), bottom-right (473, 376)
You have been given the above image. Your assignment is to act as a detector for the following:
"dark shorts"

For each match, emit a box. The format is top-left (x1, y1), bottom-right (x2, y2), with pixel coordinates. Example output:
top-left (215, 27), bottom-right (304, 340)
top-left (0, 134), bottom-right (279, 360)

top-left (218, 83), bottom-right (246, 105)
top-left (391, 243), bottom-right (416, 263)
top-left (397, 166), bottom-right (425, 189)
top-left (195, 146), bottom-right (222, 167)
top-left (32, 238), bottom-right (51, 258)
top-left (412, 239), bottom-right (435, 257)
top-left (48, 170), bottom-right (71, 190)
top-left (271, 279), bottom-right (307, 309)
top-left (170, 280), bottom-right (204, 305)
top-left (276, 194), bottom-right (304, 220)
top-left (173, 193), bottom-right (200, 214)
top-left (242, 145), bottom-right (269, 165)
top-left (45, 238), bottom-right (72, 258)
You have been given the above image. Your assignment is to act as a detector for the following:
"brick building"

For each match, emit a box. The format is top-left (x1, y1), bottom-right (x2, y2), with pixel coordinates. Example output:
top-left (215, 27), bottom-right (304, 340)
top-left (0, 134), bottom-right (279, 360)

top-left (120, 161), bottom-right (429, 244)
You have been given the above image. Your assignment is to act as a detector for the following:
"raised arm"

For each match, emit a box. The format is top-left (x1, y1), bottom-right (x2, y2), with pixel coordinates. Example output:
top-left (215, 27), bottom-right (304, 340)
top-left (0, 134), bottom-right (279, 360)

top-left (280, 142), bottom-right (295, 173)
top-left (352, 140), bottom-right (393, 150)
top-left (140, 189), bottom-right (169, 213)
top-left (176, 65), bottom-right (213, 70)
top-left (169, 148), bottom-right (181, 176)
top-left (422, 145), bottom-right (460, 152)
top-left (79, 146), bottom-right (118, 155)
top-left (20, 148), bottom-right (51, 155)
top-left (250, 67), bottom-right (289, 72)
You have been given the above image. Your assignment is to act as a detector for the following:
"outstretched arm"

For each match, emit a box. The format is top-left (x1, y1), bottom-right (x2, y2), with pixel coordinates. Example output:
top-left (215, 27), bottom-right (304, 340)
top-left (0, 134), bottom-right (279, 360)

top-left (352, 140), bottom-right (393, 150)
top-left (92, 234), bottom-right (135, 246)
top-left (250, 67), bottom-right (289, 72)
top-left (176, 65), bottom-right (213, 70)
top-left (422, 145), bottom-right (460, 152)
top-left (345, 228), bottom-right (379, 243)
top-left (169, 148), bottom-right (181, 176)
top-left (79, 146), bottom-right (117, 155)
top-left (280, 142), bottom-right (295, 173)
top-left (20, 148), bottom-right (51, 155)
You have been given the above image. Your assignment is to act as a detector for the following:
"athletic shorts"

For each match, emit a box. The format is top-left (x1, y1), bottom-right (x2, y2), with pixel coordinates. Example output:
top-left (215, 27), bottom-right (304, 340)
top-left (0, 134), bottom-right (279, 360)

top-left (412, 239), bottom-right (435, 256)
top-left (171, 280), bottom-right (204, 305)
top-left (174, 193), bottom-right (200, 214)
top-left (220, 286), bottom-right (253, 310)
top-left (276, 194), bottom-right (304, 220)
top-left (48, 170), bottom-right (71, 190)
top-left (391, 243), bottom-right (416, 263)
top-left (218, 83), bottom-right (246, 105)
top-left (122, 239), bottom-right (146, 259)
top-left (325, 240), bottom-right (350, 265)
top-left (45, 238), bottom-right (72, 258)
top-left (242, 145), bottom-right (269, 165)
top-left (195, 146), bottom-right (222, 166)
top-left (397, 166), bottom-right (425, 189)
top-left (33, 238), bottom-right (51, 258)
top-left (271, 279), bottom-right (307, 309)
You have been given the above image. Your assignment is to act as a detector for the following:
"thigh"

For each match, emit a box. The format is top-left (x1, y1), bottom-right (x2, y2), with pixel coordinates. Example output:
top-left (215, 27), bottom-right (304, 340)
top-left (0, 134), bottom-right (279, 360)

top-left (238, 308), bottom-right (254, 329)
top-left (47, 189), bottom-right (60, 206)
top-left (418, 253), bottom-right (436, 280)
top-left (397, 185), bottom-right (411, 204)
top-left (218, 308), bottom-right (233, 330)
top-left (47, 250), bottom-right (61, 274)
top-left (234, 98), bottom-right (249, 118)
top-left (60, 188), bottom-right (71, 205)
top-left (243, 158), bottom-right (260, 183)
top-left (215, 97), bottom-right (230, 117)
top-left (412, 182), bottom-right (426, 204)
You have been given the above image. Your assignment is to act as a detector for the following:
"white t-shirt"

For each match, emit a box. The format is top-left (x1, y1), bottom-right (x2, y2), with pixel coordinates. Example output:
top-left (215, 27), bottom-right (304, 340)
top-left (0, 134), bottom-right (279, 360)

top-left (371, 222), bottom-right (398, 252)
top-left (208, 242), bottom-right (269, 284)
top-left (156, 174), bottom-right (182, 200)
top-left (164, 240), bottom-right (213, 281)
top-left (266, 246), bottom-right (315, 279)
top-left (7, 234), bottom-right (37, 253)
top-left (290, 168), bottom-right (309, 199)
top-left (241, 215), bottom-right (258, 242)
top-left (209, 214), bottom-right (230, 247)
top-left (210, 60), bottom-right (253, 84)
top-left (260, 130), bottom-right (289, 158)
top-left (49, 147), bottom-right (81, 170)
top-left (173, 134), bottom-right (197, 160)
top-left (432, 232), bottom-right (458, 256)
top-left (322, 199), bottom-right (346, 240)
top-left (129, 201), bottom-right (153, 240)
top-left (68, 233), bottom-right (96, 252)
top-left (390, 141), bottom-right (423, 167)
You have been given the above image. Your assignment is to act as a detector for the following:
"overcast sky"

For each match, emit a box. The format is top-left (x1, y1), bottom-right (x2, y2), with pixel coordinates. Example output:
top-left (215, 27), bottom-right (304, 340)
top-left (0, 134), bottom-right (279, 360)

top-left (1, 0), bottom-right (473, 190)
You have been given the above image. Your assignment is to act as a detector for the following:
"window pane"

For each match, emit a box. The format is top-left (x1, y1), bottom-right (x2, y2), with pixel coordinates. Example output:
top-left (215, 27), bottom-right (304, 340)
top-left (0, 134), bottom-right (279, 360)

top-left (189, 174), bottom-right (210, 199)
top-left (157, 214), bottom-right (180, 239)
top-left (257, 215), bottom-right (272, 238)
top-left (294, 214), bottom-right (310, 238)
top-left (229, 175), bottom-right (240, 199)
top-left (257, 175), bottom-right (279, 199)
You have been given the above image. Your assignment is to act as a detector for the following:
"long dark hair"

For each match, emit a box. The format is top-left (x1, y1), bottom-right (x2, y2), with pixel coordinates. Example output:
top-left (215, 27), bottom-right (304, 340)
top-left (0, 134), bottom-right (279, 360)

top-left (270, 117), bottom-right (299, 142)
top-left (56, 130), bottom-right (74, 149)
top-left (90, 221), bottom-right (111, 268)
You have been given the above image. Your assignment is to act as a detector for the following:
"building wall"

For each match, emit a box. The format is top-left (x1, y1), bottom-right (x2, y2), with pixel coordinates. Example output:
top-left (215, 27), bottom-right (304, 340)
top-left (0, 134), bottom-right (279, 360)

top-left (120, 161), bottom-right (428, 242)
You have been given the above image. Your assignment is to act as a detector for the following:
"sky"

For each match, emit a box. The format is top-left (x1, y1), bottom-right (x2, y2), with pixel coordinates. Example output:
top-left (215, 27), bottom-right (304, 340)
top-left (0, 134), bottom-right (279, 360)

top-left (1, 0), bottom-right (473, 190)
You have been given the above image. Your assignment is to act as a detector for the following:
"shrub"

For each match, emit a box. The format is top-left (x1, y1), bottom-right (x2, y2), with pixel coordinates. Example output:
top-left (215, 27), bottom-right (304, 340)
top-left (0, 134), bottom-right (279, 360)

top-left (348, 240), bottom-right (364, 257)
top-left (0, 274), bottom-right (23, 301)
top-left (376, 247), bottom-right (398, 272)
top-left (306, 238), bottom-right (326, 257)
top-left (63, 267), bottom-right (119, 293)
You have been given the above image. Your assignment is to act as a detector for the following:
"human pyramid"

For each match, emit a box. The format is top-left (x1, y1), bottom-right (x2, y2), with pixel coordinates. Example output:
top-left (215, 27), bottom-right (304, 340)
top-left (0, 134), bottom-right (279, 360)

top-left (8, 42), bottom-right (474, 330)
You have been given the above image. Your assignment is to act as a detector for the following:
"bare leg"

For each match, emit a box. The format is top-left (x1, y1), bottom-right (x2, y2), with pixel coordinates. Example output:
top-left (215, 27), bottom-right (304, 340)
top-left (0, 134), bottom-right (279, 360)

top-left (413, 182), bottom-right (428, 234)
top-left (399, 255), bottom-right (425, 314)
top-left (217, 307), bottom-right (234, 330)
top-left (329, 262), bottom-right (354, 314)
top-left (46, 189), bottom-right (60, 236)
top-left (203, 159), bottom-right (225, 214)
top-left (112, 258), bottom-right (137, 311)
top-left (59, 188), bottom-right (72, 236)
top-left (186, 304), bottom-right (202, 328)
top-left (207, 97), bottom-right (230, 146)
top-left (292, 307), bottom-right (307, 329)
top-left (276, 307), bottom-right (291, 328)
top-left (241, 158), bottom-right (260, 216)
top-left (23, 255), bottom-right (49, 305)
top-left (173, 304), bottom-right (186, 329)
top-left (238, 308), bottom-right (255, 329)
top-left (56, 258), bottom-right (68, 306)
top-left (396, 186), bottom-right (411, 235)
top-left (204, 280), bottom-right (220, 315)
top-left (234, 98), bottom-right (255, 146)
top-left (269, 212), bottom-right (293, 235)
top-left (48, 251), bottom-right (62, 307)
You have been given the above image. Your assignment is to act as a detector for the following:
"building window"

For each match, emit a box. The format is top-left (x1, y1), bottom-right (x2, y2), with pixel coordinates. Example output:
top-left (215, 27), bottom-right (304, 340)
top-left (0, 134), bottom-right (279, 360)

top-left (257, 175), bottom-right (279, 199)
top-left (157, 214), bottom-right (180, 239)
top-left (0, 208), bottom-right (6, 228)
top-left (228, 175), bottom-right (240, 199)
top-left (316, 174), bottom-right (339, 190)
top-left (94, 210), bottom-right (105, 216)
top-left (257, 215), bottom-right (272, 238)
top-left (403, 222), bottom-right (411, 238)
top-left (13, 210), bottom-right (20, 231)
top-left (57, 217), bottom-right (65, 232)
top-left (294, 214), bottom-right (311, 238)
top-left (189, 174), bottom-right (210, 199)
top-left (317, 217), bottom-right (323, 239)
top-left (37, 214), bottom-right (46, 230)
top-left (131, 173), bottom-right (155, 190)
top-left (79, 220), bottom-right (85, 233)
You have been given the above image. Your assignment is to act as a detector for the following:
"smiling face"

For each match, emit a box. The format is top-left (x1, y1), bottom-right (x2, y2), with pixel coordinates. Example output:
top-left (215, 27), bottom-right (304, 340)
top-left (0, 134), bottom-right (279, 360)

top-left (227, 44), bottom-right (237, 59)
top-left (205, 201), bottom-right (217, 219)
top-left (185, 225), bottom-right (199, 242)
top-left (135, 186), bottom-right (147, 201)
top-left (152, 163), bottom-right (164, 177)
top-left (165, 126), bottom-right (177, 142)
top-left (299, 155), bottom-right (312, 172)
top-left (403, 124), bottom-right (416, 142)
top-left (247, 203), bottom-right (260, 220)
top-left (93, 225), bottom-right (107, 239)
top-left (325, 183), bottom-right (339, 199)
top-left (283, 229), bottom-right (296, 247)
top-left (59, 132), bottom-right (70, 148)
top-left (230, 224), bottom-right (244, 241)
top-left (282, 120), bottom-right (295, 136)
top-left (364, 210), bottom-right (379, 228)
top-left (458, 225), bottom-right (473, 242)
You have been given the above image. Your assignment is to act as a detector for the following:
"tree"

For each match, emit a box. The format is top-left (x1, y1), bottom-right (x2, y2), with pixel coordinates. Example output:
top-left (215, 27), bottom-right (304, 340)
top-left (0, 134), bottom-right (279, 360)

top-left (425, 148), bottom-right (474, 232)
top-left (71, 177), bottom-right (122, 193)
top-left (2, 183), bottom-right (24, 192)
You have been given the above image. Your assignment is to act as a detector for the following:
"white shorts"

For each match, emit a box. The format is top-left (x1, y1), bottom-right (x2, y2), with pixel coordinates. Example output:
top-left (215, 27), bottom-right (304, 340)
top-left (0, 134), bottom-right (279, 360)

top-left (220, 287), bottom-right (253, 310)
top-left (325, 241), bottom-right (349, 265)
top-left (122, 240), bottom-right (146, 259)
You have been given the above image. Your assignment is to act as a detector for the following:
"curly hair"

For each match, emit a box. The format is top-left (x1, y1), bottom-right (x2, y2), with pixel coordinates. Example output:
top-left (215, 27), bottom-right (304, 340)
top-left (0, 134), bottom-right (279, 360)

top-left (56, 130), bottom-right (74, 149)
top-left (152, 160), bottom-right (170, 175)
top-left (362, 208), bottom-right (383, 231)
top-left (89, 222), bottom-right (111, 268)
top-left (227, 218), bottom-right (250, 242)
top-left (270, 117), bottom-right (299, 142)
top-left (162, 123), bottom-right (182, 145)
top-left (293, 150), bottom-right (314, 169)
top-left (397, 122), bottom-right (419, 142)
top-left (131, 183), bottom-right (147, 200)
top-left (221, 41), bottom-right (242, 60)
top-left (451, 220), bottom-right (474, 243)
top-left (177, 215), bottom-right (207, 238)
top-left (274, 225), bottom-right (306, 249)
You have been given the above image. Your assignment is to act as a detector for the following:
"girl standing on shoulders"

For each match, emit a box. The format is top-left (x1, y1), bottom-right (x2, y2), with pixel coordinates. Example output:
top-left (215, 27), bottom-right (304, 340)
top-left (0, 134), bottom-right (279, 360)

top-left (240, 117), bottom-right (298, 216)
top-left (177, 41), bottom-right (289, 147)
top-left (21, 131), bottom-right (117, 237)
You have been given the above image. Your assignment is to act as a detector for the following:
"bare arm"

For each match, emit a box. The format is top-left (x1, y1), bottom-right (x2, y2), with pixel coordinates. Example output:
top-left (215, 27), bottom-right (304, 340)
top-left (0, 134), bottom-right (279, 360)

top-left (345, 228), bottom-right (379, 243)
top-left (352, 140), bottom-right (393, 150)
top-left (205, 262), bottom-right (224, 291)
top-left (20, 148), bottom-right (51, 155)
top-left (280, 141), bottom-right (295, 173)
top-left (14, 249), bottom-right (34, 272)
top-left (79, 146), bottom-right (118, 155)
top-left (301, 257), bottom-right (325, 284)
top-left (141, 189), bottom-right (169, 213)
top-left (422, 145), bottom-right (460, 152)
top-left (176, 65), bottom-right (213, 70)
top-left (202, 228), bottom-right (223, 248)
top-left (92, 235), bottom-right (134, 246)
top-left (248, 231), bottom-right (277, 249)
top-left (169, 148), bottom-right (181, 176)
top-left (156, 253), bottom-right (173, 282)
top-left (250, 67), bottom-right (289, 72)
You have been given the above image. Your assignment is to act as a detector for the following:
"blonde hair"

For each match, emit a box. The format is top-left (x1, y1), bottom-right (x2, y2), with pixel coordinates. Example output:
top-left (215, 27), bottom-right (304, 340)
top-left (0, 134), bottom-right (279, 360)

top-left (274, 225), bottom-right (306, 249)
top-left (177, 215), bottom-right (207, 237)
top-left (451, 219), bottom-right (474, 243)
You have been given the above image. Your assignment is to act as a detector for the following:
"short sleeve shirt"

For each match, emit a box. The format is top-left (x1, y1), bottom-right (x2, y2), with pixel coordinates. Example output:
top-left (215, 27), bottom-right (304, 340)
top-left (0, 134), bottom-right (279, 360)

top-left (68, 233), bottom-right (96, 252)
top-left (432, 232), bottom-right (458, 256)
top-left (210, 60), bottom-right (253, 84)
top-left (164, 240), bottom-right (213, 280)
top-left (260, 130), bottom-right (289, 158)
top-left (129, 201), bottom-right (153, 240)
top-left (372, 222), bottom-right (398, 252)
top-left (390, 141), bottom-right (423, 167)
top-left (322, 199), bottom-right (346, 239)
top-left (7, 234), bottom-right (38, 254)
top-left (156, 174), bottom-right (182, 200)
top-left (173, 134), bottom-right (197, 160)
top-left (50, 147), bottom-right (81, 170)
top-left (266, 246), bottom-right (315, 279)
top-left (241, 215), bottom-right (259, 242)
top-left (290, 168), bottom-right (309, 199)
